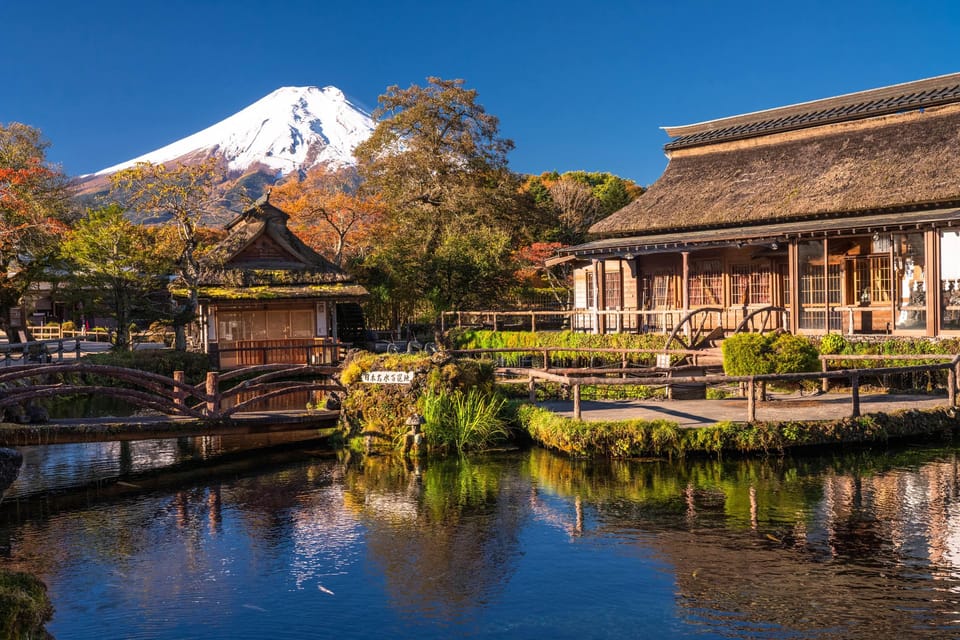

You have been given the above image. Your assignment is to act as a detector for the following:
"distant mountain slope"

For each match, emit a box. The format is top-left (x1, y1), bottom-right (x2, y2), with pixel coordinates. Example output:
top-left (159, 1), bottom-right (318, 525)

top-left (76, 86), bottom-right (376, 217)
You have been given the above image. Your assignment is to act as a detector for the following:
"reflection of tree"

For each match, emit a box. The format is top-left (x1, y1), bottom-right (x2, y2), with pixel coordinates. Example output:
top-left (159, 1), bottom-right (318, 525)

top-left (524, 447), bottom-right (960, 638)
top-left (342, 456), bottom-right (525, 622)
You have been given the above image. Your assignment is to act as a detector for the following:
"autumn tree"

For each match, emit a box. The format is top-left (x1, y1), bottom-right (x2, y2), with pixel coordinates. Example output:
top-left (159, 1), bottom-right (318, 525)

top-left (523, 171), bottom-right (643, 244)
top-left (60, 205), bottom-right (172, 349)
top-left (0, 123), bottom-right (72, 339)
top-left (354, 77), bottom-right (534, 323)
top-left (109, 158), bottom-right (225, 350)
top-left (271, 166), bottom-right (384, 267)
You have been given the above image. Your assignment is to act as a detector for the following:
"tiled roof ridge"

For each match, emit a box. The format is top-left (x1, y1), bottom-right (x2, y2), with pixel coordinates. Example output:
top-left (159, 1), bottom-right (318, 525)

top-left (664, 72), bottom-right (960, 150)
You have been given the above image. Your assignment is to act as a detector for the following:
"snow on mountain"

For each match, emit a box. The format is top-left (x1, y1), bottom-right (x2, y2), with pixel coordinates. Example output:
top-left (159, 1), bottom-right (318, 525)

top-left (91, 86), bottom-right (375, 177)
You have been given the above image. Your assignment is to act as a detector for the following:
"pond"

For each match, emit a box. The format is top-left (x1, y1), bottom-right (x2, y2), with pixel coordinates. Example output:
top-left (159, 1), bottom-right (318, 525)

top-left (3, 439), bottom-right (960, 639)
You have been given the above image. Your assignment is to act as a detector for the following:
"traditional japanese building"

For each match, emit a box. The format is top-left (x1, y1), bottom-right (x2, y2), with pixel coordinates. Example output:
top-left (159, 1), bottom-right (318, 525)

top-left (557, 73), bottom-right (960, 338)
top-left (186, 194), bottom-right (368, 368)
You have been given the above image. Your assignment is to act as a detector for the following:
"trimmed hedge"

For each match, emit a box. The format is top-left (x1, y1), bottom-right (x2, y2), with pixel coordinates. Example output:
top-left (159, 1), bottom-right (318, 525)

top-left (722, 332), bottom-right (819, 376)
top-left (446, 329), bottom-right (669, 366)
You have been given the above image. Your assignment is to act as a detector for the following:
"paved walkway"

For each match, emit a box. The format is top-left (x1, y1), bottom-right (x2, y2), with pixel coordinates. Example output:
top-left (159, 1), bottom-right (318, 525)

top-left (540, 392), bottom-right (951, 426)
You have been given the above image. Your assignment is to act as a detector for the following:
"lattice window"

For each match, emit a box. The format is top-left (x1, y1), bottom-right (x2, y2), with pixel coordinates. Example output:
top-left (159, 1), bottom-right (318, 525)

top-left (689, 260), bottom-right (723, 306)
top-left (604, 272), bottom-right (621, 309)
top-left (799, 264), bottom-right (825, 306)
top-left (730, 264), bottom-right (771, 305)
top-left (652, 271), bottom-right (674, 308)
top-left (849, 256), bottom-right (891, 304)
top-left (585, 271), bottom-right (595, 308)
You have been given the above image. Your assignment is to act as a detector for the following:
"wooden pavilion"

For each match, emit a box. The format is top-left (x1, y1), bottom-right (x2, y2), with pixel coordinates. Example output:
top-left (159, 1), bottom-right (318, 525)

top-left (185, 194), bottom-right (368, 368)
top-left (556, 73), bottom-right (960, 338)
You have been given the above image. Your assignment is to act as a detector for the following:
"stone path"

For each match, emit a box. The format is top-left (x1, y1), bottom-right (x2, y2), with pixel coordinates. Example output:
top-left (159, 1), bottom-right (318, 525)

top-left (539, 392), bottom-right (951, 426)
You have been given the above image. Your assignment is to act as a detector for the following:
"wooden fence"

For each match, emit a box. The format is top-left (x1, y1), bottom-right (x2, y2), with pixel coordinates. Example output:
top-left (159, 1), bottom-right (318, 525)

top-left (454, 346), bottom-right (960, 422)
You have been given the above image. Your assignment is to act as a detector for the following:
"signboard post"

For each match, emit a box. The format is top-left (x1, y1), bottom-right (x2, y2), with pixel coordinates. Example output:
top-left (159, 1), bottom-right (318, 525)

top-left (361, 371), bottom-right (415, 384)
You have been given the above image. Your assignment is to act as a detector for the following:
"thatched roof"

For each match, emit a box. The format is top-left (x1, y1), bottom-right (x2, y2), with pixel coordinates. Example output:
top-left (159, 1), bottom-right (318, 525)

top-left (195, 194), bottom-right (367, 299)
top-left (590, 73), bottom-right (960, 238)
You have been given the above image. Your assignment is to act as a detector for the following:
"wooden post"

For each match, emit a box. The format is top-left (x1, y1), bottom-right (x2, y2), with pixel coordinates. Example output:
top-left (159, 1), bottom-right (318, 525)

top-left (949, 366), bottom-right (957, 409)
top-left (173, 370), bottom-right (186, 408)
top-left (851, 373), bottom-right (860, 418)
top-left (492, 313), bottom-right (498, 332)
top-left (531, 312), bottom-right (536, 333)
top-left (747, 377), bottom-right (756, 422)
top-left (528, 378), bottom-right (537, 402)
top-left (206, 371), bottom-right (220, 418)
top-left (821, 358), bottom-right (829, 393)
top-left (543, 348), bottom-right (550, 372)
top-left (573, 383), bottom-right (581, 420)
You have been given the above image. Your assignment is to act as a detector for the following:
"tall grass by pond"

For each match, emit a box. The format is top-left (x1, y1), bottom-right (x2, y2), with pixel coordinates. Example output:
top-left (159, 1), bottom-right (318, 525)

top-left (420, 388), bottom-right (509, 454)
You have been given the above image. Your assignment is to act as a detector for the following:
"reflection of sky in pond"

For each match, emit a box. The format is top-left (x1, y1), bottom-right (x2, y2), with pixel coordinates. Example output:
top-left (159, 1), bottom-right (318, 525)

top-left (6, 447), bottom-right (960, 638)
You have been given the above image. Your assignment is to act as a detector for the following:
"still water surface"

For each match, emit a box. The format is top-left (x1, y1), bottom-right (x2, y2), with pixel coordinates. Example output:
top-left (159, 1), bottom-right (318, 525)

top-left (3, 438), bottom-right (960, 639)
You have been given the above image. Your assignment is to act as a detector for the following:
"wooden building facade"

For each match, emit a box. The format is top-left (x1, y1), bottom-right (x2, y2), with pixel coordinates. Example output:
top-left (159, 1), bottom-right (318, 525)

top-left (184, 195), bottom-right (368, 368)
top-left (557, 73), bottom-right (960, 338)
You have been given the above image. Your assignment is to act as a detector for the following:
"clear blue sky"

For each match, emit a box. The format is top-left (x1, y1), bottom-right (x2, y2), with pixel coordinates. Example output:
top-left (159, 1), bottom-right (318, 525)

top-left (3, 0), bottom-right (959, 186)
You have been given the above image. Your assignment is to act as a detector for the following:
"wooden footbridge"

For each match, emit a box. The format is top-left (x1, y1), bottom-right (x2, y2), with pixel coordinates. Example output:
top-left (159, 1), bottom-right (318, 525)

top-left (0, 362), bottom-right (344, 446)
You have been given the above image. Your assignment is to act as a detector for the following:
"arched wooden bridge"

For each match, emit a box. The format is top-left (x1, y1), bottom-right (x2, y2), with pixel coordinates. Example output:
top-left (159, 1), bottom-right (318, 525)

top-left (0, 363), bottom-right (345, 445)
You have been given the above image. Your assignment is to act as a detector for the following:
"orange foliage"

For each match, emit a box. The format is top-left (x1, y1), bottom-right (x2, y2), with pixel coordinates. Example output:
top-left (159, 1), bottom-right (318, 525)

top-left (272, 167), bottom-right (385, 266)
top-left (514, 241), bottom-right (565, 285)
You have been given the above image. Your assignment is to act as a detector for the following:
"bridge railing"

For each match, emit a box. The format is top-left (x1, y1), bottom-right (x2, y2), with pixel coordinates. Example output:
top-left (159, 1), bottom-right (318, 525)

top-left (0, 362), bottom-right (345, 420)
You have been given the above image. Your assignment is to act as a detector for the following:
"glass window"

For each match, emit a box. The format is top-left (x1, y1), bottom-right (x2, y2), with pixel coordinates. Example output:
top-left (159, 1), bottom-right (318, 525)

top-left (603, 271), bottom-right (621, 309)
top-left (798, 240), bottom-right (825, 330)
top-left (941, 231), bottom-right (960, 331)
top-left (290, 310), bottom-right (314, 338)
top-left (896, 232), bottom-right (925, 331)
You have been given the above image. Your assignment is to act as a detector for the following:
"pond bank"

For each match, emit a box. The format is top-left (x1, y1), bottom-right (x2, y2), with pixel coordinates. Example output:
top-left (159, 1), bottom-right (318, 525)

top-left (517, 401), bottom-right (959, 457)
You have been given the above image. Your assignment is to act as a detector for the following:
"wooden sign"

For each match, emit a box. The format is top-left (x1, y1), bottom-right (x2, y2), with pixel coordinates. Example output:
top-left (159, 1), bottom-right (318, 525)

top-left (362, 371), bottom-right (415, 384)
top-left (656, 353), bottom-right (671, 369)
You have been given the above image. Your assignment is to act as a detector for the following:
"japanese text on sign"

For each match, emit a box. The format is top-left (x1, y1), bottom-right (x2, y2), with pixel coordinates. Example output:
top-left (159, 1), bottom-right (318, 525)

top-left (361, 371), bottom-right (415, 384)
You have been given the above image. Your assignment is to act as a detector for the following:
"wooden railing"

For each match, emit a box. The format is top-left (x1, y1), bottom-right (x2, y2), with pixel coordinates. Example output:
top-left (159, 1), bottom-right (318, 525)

top-left (26, 326), bottom-right (113, 341)
top-left (0, 338), bottom-right (113, 366)
top-left (449, 346), bottom-right (715, 369)
top-left (441, 306), bottom-right (789, 335)
top-left (216, 340), bottom-right (349, 368)
top-left (0, 363), bottom-right (344, 419)
top-left (471, 347), bottom-right (960, 422)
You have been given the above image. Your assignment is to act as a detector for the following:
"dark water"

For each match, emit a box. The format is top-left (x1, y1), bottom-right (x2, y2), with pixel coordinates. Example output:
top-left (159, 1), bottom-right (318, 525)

top-left (4, 440), bottom-right (960, 639)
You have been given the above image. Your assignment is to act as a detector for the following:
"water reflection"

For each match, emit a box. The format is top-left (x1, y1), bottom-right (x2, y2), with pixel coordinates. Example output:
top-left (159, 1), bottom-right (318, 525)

top-left (3, 444), bottom-right (960, 638)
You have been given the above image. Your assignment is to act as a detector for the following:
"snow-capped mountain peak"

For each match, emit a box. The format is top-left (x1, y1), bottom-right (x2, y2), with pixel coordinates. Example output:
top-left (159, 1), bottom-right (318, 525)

top-left (92, 85), bottom-right (375, 177)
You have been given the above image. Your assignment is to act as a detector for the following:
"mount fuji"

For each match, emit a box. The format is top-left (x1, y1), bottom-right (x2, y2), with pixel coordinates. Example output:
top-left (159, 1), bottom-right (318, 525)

top-left (77, 86), bottom-right (376, 213)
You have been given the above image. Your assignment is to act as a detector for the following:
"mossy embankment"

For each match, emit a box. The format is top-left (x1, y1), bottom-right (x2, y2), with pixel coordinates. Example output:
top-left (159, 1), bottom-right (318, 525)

top-left (0, 570), bottom-right (53, 639)
top-left (516, 404), bottom-right (959, 457)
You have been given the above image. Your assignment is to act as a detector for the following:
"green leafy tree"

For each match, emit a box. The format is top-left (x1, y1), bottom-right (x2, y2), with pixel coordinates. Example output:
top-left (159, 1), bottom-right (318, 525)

top-left (109, 158), bottom-right (225, 350)
top-left (60, 205), bottom-right (172, 349)
top-left (355, 77), bottom-right (534, 322)
top-left (0, 123), bottom-right (72, 339)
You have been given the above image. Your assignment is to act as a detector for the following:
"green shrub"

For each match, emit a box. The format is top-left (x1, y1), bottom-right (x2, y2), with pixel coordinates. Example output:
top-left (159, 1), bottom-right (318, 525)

top-left (723, 332), bottom-right (818, 376)
top-left (770, 333), bottom-right (819, 374)
top-left (819, 333), bottom-right (847, 355)
top-left (722, 333), bottom-right (774, 375)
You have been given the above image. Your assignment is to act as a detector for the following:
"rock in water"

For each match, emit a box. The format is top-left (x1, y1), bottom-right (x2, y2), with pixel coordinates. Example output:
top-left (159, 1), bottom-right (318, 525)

top-left (0, 449), bottom-right (23, 496)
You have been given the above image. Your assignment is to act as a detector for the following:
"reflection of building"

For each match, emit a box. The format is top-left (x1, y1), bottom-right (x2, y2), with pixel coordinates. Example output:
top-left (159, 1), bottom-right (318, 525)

top-left (558, 73), bottom-right (960, 337)
top-left (184, 194), bottom-right (368, 368)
